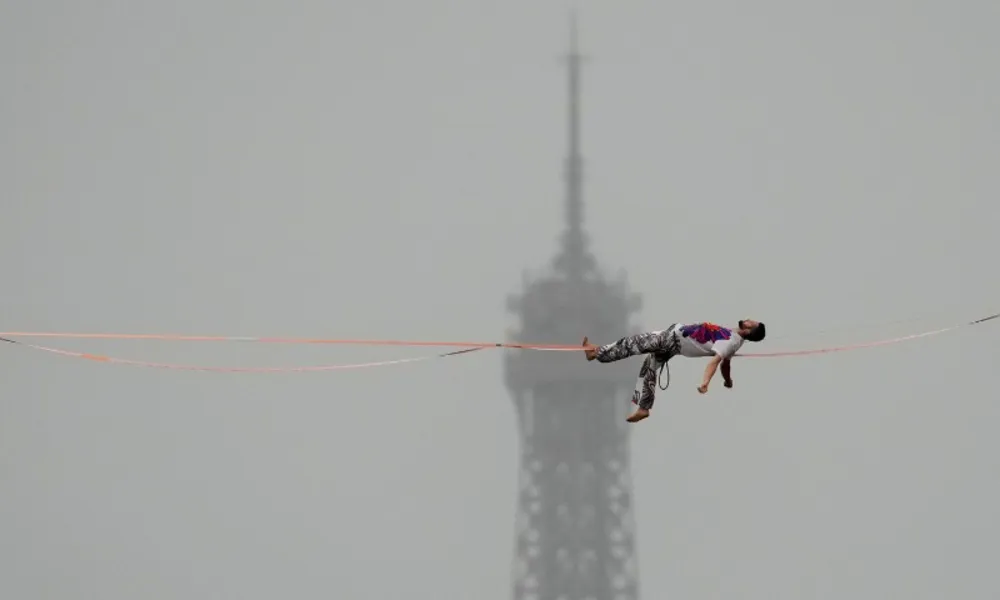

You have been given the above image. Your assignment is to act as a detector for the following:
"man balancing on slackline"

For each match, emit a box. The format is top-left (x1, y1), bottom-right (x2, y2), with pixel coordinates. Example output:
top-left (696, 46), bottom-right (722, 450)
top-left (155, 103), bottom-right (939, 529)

top-left (581, 319), bottom-right (766, 423)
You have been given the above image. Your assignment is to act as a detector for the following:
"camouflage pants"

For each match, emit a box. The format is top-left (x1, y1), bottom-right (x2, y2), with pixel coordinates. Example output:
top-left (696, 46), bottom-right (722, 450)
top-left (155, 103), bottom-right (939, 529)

top-left (595, 325), bottom-right (681, 410)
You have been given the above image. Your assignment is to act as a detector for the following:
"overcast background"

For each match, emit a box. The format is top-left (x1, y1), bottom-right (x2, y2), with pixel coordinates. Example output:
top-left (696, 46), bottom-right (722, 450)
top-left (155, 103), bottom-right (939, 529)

top-left (3, 1), bottom-right (999, 598)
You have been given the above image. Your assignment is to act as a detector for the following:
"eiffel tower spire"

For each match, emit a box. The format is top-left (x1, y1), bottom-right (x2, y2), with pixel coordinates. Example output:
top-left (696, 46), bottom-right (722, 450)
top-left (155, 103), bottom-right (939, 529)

top-left (553, 10), bottom-right (596, 280)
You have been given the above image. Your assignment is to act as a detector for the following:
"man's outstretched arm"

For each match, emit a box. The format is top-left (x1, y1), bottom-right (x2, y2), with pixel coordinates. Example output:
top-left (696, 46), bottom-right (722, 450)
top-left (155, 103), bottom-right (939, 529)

top-left (698, 354), bottom-right (724, 393)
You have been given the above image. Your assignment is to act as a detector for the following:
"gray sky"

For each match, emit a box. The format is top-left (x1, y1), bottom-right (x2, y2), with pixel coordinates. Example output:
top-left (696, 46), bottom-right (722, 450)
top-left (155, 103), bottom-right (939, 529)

top-left (3, 1), bottom-right (999, 598)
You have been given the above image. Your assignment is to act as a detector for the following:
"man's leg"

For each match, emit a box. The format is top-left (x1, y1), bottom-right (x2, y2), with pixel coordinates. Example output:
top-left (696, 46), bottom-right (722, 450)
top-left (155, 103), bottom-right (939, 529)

top-left (583, 327), bottom-right (678, 423)
top-left (581, 327), bottom-right (679, 423)
top-left (626, 352), bottom-right (671, 422)
top-left (591, 329), bottom-right (676, 363)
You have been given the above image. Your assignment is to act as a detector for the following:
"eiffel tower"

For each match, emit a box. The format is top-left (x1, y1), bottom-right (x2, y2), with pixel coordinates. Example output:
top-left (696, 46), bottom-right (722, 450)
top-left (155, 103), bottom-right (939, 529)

top-left (504, 14), bottom-right (644, 600)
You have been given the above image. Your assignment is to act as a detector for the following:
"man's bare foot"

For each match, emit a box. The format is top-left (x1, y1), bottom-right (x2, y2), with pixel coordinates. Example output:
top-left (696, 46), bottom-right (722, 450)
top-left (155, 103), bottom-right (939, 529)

top-left (626, 407), bottom-right (650, 423)
top-left (582, 336), bottom-right (598, 361)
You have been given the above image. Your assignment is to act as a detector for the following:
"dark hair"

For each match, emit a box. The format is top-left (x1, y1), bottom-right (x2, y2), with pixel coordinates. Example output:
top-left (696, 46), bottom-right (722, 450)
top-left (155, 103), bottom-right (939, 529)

top-left (745, 322), bottom-right (766, 342)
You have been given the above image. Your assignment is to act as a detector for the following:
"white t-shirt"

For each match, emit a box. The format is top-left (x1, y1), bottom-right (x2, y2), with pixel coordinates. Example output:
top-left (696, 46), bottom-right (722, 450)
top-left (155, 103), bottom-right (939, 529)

top-left (674, 322), bottom-right (745, 359)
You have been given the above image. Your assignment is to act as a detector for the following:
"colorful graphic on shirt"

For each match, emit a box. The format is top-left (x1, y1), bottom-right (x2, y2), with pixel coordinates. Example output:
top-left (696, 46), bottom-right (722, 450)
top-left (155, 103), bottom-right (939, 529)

top-left (679, 322), bottom-right (732, 344)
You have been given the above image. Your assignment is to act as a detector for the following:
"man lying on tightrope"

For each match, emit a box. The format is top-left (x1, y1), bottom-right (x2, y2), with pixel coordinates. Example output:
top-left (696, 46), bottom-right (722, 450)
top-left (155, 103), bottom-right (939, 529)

top-left (581, 319), bottom-right (766, 423)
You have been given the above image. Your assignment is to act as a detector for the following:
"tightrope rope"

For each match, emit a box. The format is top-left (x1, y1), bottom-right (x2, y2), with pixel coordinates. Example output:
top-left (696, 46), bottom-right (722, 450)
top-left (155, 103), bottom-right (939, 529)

top-left (0, 332), bottom-right (580, 350)
top-left (0, 336), bottom-right (486, 372)
top-left (737, 312), bottom-right (998, 358)
top-left (1, 312), bottom-right (996, 372)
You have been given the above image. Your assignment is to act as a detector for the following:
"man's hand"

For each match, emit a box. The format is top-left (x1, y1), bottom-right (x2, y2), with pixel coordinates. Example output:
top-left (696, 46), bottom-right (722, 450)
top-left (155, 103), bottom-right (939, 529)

top-left (697, 384), bottom-right (708, 394)
top-left (582, 336), bottom-right (598, 361)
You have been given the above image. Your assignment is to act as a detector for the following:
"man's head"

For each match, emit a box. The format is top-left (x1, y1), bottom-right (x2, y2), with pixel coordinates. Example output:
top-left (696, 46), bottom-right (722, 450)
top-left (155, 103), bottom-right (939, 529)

top-left (737, 319), bottom-right (766, 342)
